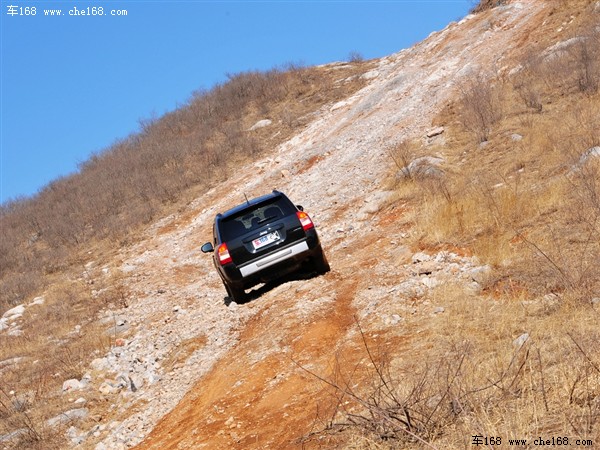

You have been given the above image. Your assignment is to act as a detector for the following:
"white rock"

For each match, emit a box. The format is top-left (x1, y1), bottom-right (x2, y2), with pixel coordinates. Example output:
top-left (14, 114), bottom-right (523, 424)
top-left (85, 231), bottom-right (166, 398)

top-left (30, 296), bottom-right (45, 306)
top-left (2, 304), bottom-right (25, 319)
top-left (398, 156), bottom-right (445, 179)
top-left (46, 408), bottom-right (89, 428)
top-left (543, 37), bottom-right (585, 60)
top-left (0, 356), bottom-right (26, 371)
top-left (0, 429), bottom-right (28, 443)
top-left (426, 126), bottom-right (445, 138)
top-left (62, 379), bottom-right (83, 392)
top-left (99, 382), bottom-right (120, 395)
top-left (67, 426), bottom-right (87, 445)
top-left (225, 416), bottom-right (235, 427)
top-left (394, 279), bottom-right (426, 298)
top-left (330, 100), bottom-right (352, 111)
top-left (412, 252), bottom-right (431, 263)
top-left (91, 357), bottom-right (111, 372)
top-left (129, 374), bottom-right (145, 392)
top-left (389, 314), bottom-right (402, 325)
top-left (421, 277), bottom-right (440, 289)
top-left (513, 333), bottom-right (530, 349)
top-left (579, 146), bottom-right (600, 165)
top-left (249, 119), bottom-right (272, 131)
top-left (7, 328), bottom-right (23, 337)
top-left (469, 265), bottom-right (492, 284)
top-left (361, 70), bottom-right (380, 80)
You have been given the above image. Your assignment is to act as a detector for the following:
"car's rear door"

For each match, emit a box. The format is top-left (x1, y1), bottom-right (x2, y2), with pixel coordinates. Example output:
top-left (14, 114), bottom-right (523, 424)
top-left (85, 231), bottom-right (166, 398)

top-left (221, 196), bottom-right (305, 267)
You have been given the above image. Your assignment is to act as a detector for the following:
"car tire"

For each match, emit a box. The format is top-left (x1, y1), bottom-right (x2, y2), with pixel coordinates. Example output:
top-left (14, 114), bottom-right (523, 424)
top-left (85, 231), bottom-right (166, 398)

top-left (224, 281), bottom-right (246, 303)
top-left (313, 249), bottom-right (331, 274)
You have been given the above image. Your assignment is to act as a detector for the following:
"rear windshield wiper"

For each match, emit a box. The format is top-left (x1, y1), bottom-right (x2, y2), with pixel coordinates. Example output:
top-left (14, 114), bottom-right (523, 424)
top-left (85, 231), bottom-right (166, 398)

top-left (258, 215), bottom-right (276, 224)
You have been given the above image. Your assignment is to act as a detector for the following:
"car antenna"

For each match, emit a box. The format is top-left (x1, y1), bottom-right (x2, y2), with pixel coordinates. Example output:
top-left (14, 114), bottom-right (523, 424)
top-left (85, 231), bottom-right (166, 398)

top-left (244, 193), bottom-right (250, 205)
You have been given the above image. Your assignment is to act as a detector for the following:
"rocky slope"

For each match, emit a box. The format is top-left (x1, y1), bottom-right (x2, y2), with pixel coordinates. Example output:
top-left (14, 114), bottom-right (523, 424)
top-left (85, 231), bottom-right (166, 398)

top-left (11, 1), bottom-right (567, 448)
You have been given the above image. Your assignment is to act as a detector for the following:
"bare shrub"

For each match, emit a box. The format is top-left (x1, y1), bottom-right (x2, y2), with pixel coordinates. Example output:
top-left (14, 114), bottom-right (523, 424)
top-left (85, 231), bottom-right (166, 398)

top-left (386, 140), bottom-right (417, 178)
top-left (298, 320), bottom-right (461, 448)
top-left (348, 51), bottom-right (364, 63)
top-left (301, 293), bottom-right (600, 448)
top-left (577, 33), bottom-right (600, 95)
top-left (0, 387), bottom-right (43, 448)
top-left (298, 317), bottom-right (562, 449)
top-left (457, 72), bottom-right (502, 142)
top-left (512, 54), bottom-right (545, 112)
top-left (470, 0), bottom-right (509, 14)
top-left (0, 62), bottom-right (370, 312)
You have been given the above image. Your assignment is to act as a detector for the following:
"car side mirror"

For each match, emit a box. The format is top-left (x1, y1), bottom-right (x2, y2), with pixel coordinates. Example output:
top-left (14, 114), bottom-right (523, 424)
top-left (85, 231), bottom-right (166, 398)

top-left (201, 242), bottom-right (214, 253)
top-left (296, 205), bottom-right (304, 211)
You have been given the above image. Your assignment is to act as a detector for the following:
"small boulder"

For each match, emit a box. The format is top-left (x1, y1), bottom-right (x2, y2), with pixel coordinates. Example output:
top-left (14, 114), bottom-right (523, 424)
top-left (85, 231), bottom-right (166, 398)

top-left (129, 374), bottom-right (145, 392)
top-left (7, 328), bottom-right (23, 337)
top-left (62, 379), bottom-right (83, 393)
top-left (579, 146), bottom-right (600, 165)
top-left (513, 333), bottom-right (530, 349)
top-left (99, 382), bottom-right (120, 395)
top-left (46, 408), bottom-right (89, 428)
top-left (426, 126), bottom-right (445, 138)
top-left (90, 357), bottom-right (111, 372)
top-left (67, 426), bottom-right (86, 446)
top-left (2, 304), bottom-right (25, 320)
top-left (397, 156), bottom-right (445, 180)
top-left (330, 100), bottom-right (352, 111)
top-left (412, 252), bottom-right (432, 263)
top-left (249, 119), bottom-right (272, 131)
top-left (361, 70), bottom-right (380, 80)
top-left (30, 296), bottom-right (45, 306)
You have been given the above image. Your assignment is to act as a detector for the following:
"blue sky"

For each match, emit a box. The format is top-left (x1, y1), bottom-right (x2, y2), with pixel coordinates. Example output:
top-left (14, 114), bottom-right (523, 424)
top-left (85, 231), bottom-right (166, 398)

top-left (0, 1), bottom-right (471, 204)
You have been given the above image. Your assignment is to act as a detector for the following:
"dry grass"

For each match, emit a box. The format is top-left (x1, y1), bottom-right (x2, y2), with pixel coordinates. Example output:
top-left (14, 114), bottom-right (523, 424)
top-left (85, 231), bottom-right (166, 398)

top-left (392, 0), bottom-right (600, 297)
top-left (0, 268), bottom-right (130, 449)
top-left (310, 284), bottom-right (600, 449)
top-left (0, 61), bottom-right (372, 312)
top-left (2, 0), bottom-right (599, 447)
top-left (343, 1), bottom-right (600, 448)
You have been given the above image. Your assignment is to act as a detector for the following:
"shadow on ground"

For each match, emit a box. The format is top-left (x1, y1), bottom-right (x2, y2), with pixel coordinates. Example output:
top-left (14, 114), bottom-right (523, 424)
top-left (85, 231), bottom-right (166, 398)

top-left (223, 268), bottom-right (329, 306)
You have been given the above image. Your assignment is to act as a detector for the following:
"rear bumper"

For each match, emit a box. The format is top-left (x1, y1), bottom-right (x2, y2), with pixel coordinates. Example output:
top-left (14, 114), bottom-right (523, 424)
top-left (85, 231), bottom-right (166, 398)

top-left (239, 241), bottom-right (309, 277)
top-left (219, 232), bottom-right (322, 288)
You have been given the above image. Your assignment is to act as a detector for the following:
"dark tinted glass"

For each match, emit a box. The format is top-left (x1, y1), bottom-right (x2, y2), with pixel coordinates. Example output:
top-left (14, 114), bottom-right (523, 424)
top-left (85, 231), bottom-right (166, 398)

top-left (220, 196), bottom-right (295, 241)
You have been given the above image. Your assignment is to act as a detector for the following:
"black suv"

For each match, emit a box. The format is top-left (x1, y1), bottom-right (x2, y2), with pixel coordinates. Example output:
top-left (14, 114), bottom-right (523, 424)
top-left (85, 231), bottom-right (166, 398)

top-left (201, 190), bottom-right (330, 302)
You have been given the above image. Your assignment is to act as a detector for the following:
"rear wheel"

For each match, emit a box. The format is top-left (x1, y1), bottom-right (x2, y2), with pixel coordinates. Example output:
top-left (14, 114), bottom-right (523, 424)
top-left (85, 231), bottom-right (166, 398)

top-left (313, 249), bottom-right (331, 274)
top-left (224, 281), bottom-right (246, 303)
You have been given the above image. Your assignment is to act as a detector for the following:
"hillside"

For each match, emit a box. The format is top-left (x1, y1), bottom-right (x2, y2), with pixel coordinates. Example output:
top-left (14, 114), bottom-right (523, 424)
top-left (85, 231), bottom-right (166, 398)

top-left (2, 0), bottom-right (600, 449)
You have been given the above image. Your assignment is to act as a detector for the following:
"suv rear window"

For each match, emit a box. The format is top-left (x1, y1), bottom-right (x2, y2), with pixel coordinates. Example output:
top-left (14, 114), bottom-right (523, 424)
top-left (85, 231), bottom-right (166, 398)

top-left (219, 196), bottom-right (296, 241)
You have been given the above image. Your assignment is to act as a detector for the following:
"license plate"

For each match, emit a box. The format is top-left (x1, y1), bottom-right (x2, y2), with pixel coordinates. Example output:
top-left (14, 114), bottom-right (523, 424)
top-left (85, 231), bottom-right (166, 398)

top-left (252, 231), bottom-right (280, 250)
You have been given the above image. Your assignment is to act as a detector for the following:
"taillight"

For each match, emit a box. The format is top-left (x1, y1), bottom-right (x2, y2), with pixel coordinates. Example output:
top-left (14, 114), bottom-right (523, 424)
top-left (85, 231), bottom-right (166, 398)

top-left (296, 211), bottom-right (314, 231)
top-left (217, 243), bottom-right (232, 265)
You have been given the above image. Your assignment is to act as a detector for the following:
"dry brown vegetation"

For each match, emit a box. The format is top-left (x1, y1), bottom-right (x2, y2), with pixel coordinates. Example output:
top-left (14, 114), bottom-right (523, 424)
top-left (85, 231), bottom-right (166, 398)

top-left (3, 0), bottom-right (600, 448)
top-left (0, 61), bottom-right (372, 449)
top-left (0, 63), bottom-right (370, 309)
top-left (335, 2), bottom-right (600, 448)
